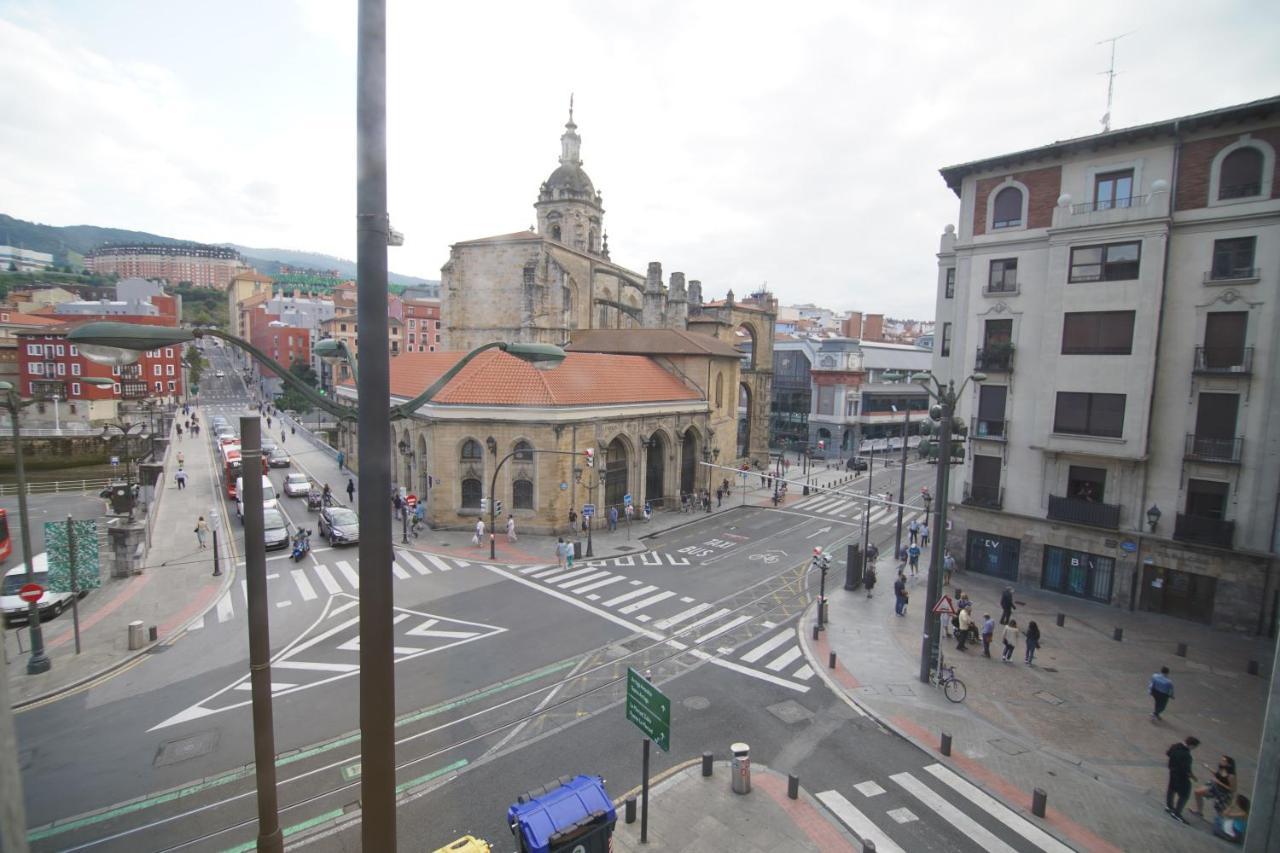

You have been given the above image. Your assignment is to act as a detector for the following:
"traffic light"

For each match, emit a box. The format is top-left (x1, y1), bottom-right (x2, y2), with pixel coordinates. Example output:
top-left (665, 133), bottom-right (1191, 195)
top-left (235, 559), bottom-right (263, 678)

top-left (585, 448), bottom-right (594, 468)
top-left (812, 546), bottom-right (830, 573)
top-left (480, 497), bottom-right (489, 513)
top-left (494, 499), bottom-right (503, 516)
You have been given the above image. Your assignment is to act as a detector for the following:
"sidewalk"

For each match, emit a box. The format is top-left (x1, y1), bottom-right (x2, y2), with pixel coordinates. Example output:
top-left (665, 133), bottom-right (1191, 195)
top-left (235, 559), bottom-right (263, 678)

top-left (6, 406), bottom-right (234, 707)
top-left (610, 760), bottom-right (861, 852)
top-left (806, 551), bottom-right (1273, 852)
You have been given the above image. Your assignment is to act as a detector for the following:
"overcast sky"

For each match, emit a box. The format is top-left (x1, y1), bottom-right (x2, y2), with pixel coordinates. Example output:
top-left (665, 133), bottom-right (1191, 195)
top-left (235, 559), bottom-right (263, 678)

top-left (2, 1), bottom-right (1278, 319)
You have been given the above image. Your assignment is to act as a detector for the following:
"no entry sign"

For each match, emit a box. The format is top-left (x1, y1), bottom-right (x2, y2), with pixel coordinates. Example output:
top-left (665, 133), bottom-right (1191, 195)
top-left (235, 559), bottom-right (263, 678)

top-left (18, 583), bottom-right (45, 603)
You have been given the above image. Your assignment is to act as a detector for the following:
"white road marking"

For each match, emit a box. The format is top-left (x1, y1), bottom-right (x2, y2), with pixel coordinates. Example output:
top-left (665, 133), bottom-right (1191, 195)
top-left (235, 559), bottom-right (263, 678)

top-left (544, 566), bottom-right (597, 584)
top-left (792, 664), bottom-right (815, 681)
top-left (739, 630), bottom-right (793, 663)
top-left (695, 614), bottom-right (752, 644)
top-left (602, 585), bottom-right (659, 608)
top-left (652, 603), bottom-right (712, 630)
top-left (571, 575), bottom-right (626, 594)
top-left (557, 571), bottom-right (611, 589)
top-left (637, 615), bottom-right (651, 622)
top-left (618, 590), bottom-right (675, 614)
top-left (519, 563), bottom-right (551, 575)
top-left (398, 551), bottom-right (432, 575)
top-left (816, 791), bottom-right (906, 853)
top-left (854, 780), bottom-right (885, 797)
top-left (425, 554), bottom-right (454, 572)
top-left (703, 655), bottom-right (810, 693)
top-left (291, 569), bottom-right (317, 601)
top-left (216, 592), bottom-right (234, 623)
top-left (765, 646), bottom-right (802, 672)
top-left (276, 600), bottom-right (292, 608)
top-left (891, 772), bottom-right (1018, 853)
top-left (274, 660), bottom-right (359, 673)
top-left (312, 564), bottom-right (342, 595)
top-left (391, 562), bottom-right (409, 579)
top-left (586, 594), bottom-right (600, 600)
top-left (335, 560), bottom-right (360, 589)
top-left (530, 566), bottom-right (565, 579)
top-left (887, 807), bottom-right (917, 824)
top-left (679, 596), bottom-right (695, 603)
top-left (922, 764), bottom-right (1073, 852)
top-left (628, 579), bottom-right (643, 586)
top-left (233, 682), bottom-right (296, 692)
top-left (679, 607), bottom-right (732, 635)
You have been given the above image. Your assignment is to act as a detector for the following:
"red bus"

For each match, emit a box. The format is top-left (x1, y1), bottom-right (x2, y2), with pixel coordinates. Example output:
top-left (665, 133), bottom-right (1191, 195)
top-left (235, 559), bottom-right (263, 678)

top-left (221, 444), bottom-right (243, 497)
top-left (0, 508), bottom-right (11, 564)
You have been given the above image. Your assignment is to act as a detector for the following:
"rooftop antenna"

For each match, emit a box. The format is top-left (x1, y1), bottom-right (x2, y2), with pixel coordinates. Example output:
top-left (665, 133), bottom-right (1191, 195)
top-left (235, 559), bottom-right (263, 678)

top-left (1097, 31), bottom-right (1134, 132)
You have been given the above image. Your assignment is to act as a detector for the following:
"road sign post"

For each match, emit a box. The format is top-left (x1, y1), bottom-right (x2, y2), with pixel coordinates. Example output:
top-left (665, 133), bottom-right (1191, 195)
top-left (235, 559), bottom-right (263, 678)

top-left (627, 667), bottom-right (670, 844)
top-left (17, 584), bottom-right (43, 604)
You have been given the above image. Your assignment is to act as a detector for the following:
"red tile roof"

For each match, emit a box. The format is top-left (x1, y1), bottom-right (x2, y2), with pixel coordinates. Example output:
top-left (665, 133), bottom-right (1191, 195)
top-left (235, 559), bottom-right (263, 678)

top-left (369, 349), bottom-right (702, 407)
top-left (0, 312), bottom-right (65, 326)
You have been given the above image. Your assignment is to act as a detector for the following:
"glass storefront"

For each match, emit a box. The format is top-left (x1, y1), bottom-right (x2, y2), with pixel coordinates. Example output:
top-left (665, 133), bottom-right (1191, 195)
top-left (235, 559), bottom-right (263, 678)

top-left (965, 530), bottom-right (1020, 581)
top-left (1041, 545), bottom-right (1114, 603)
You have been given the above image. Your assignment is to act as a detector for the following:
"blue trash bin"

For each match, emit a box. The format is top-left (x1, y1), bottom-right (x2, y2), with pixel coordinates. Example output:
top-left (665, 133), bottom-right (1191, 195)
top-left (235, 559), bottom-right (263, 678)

top-left (508, 774), bottom-right (616, 853)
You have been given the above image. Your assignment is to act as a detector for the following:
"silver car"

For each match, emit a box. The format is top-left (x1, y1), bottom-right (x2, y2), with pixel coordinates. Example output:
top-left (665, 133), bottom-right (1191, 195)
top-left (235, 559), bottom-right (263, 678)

top-left (283, 472), bottom-right (312, 497)
top-left (262, 508), bottom-right (291, 551)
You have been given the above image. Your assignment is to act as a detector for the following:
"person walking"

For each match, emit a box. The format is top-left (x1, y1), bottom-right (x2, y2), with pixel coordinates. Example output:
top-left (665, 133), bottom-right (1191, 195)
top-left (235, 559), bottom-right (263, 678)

top-left (607, 505), bottom-right (618, 532)
top-left (893, 573), bottom-right (906, 616)
top-left (412, 501), bottom-right (425, 537)
top-left (1165, 736), bottom-right (1200, 824)
top-left (907, 543), bottom-right (921, 576)
top-left (920, 523), bottom-right (929, 549)
top-left (346, 478), bottom-right (355, 504)
top-left (942, 550), bottom-right (956, 586)
top-left (472, 517), bottom-right (486, 547)
top-left (195, 516), bottom-right (209, 549)
top-left (956, 606), bottom-right (972, 651)
top-left (1001, 619), bottom-right (1019, 662)
top-left (506, 514), bottom-right (517, 543)
top-left (1192, 755), bottom-right (1237, 819)
top-left (716, 487), bottom-right (723, 508)
top-left (337, 450), bottom-right (346, 472)
top-left (176, 424), bottom-right (183, 440)
top-left (1024, 620), bottom-right (1041, 665)
top-left (1150, 666), bottom-right (1176, 721)
top-left (555, 537), bottom-right (567, 570)
top-left (863, 562), bottom-right (877, 599)
top-left (908, 519), bottom-right (920, 545)
top-left (980, 613), bottom-right (996, 657)
top-left (176, 469), bottom-right (188, 490)
top-left (999, 586), bottom-right (1016, 624)
top-left (281, 430), bottom-right (286, 445)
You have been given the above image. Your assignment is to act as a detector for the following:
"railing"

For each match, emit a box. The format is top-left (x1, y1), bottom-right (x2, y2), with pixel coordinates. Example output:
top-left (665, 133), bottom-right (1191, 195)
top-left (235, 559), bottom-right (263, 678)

top-left (1173, 513), bottom-right (1235, 549)
top-left (963, 482), bottom-right (1003, 509)
top-left (1070, 194), bottom-right (1149, 214)
top-left (0, 478), bottom-right (112, 497)
top-left (1047, 494), bottom-right (1121, 529)
top-left (0, 422), bottom-right (102, 435)
top-left (1193, 346), bottom-right (1253, 375)
top-left (970, 417), bottom-right (1007, 440)
top-left (1218, 182), bottom-right (1261, 200)
top-left (1184, 434), bottom-right (1243, 464)
top-left (974, 346), bottom-right (1014, 372)
top-left (1203, 267), bottom-right (1260, 284)
top-left (984, 280), bottom-right (1019, 295)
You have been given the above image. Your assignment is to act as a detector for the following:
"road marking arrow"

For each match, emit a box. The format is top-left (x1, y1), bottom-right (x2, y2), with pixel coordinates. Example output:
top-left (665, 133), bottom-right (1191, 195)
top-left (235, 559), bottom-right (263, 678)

top-left (805, 526), bottom-right (833, 539)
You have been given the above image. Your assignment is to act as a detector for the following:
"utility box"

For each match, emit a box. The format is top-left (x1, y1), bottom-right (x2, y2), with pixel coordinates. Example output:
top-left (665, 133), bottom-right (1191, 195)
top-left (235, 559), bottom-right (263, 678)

top-left (508, 774), bottom-right (615, 853)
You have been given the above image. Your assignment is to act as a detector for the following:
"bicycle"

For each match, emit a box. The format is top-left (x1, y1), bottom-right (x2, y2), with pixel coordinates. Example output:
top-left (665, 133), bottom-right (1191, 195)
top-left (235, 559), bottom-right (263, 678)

top-left (932, 660), bottom-right (967, 703)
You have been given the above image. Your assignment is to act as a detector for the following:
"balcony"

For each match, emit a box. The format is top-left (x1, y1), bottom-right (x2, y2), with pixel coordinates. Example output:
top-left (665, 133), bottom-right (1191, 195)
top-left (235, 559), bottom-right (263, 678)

top-left (1047, 494), bottom-right (1121, 529)
top-left (121, 381), bottom-right (150, 400)
top-left (1184, 434), bottom-right (1243, 464)
top-left (1173, 513), bottom-right (1235, 549)
top-left (1052, 191), bottom-right (1169, 229)
top-left (1070, 194), bottom-right (1149, 214)
top-left (30, 380), bottom-right (67, 399)
top-left (1203, 267), bottom-right (1261, 285)
top-left (963, 482), bottom-right (1003, 510)
top-left (1193, 346), bottom-right (1252, 376)
top-left (974, 345), bottom-right (1014, 373)
top-left (984, 281), bottom-right (1019, 296)
top-left (971, 416), bottom-right (1008, 441)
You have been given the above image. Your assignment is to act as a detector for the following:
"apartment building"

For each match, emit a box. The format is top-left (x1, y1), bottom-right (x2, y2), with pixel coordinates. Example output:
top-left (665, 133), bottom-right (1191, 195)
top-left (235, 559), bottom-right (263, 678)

top-left (933, 96), bottom-right (1279, 632)
top-left (86, 243), bottom-right (242, 288)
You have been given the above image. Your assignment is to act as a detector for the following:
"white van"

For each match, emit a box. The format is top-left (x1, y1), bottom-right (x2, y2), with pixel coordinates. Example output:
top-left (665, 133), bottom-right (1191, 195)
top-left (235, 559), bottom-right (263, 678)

top-left (235, 474), bottom-right (279, 521)
top-left (2, 555), bottom-right (83, 624)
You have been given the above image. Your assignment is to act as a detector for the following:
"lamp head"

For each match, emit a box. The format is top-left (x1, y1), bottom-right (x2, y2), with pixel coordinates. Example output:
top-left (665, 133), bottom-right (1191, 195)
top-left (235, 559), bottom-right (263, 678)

top-left (501, 342), bottom-right (566, 371)
top-left (68, 322), bottom-right (193, 366)
top-left (971, 372), bottom-right (988, 383)
top-left (911, 371), bottom-right (932, 385)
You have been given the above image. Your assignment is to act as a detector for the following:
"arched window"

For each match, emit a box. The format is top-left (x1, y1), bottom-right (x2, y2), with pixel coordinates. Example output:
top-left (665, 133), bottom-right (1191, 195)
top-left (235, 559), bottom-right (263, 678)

top-left (551, 224), bottom-right (562, 241)
top-left (460, 439), bottom-right (482, 461)
top-left (992, 186), bottom-right (1023, 229)
top-left (513, 479), bottom-right (534, 510)
top-left (1219, 147), bottom-right (1264, 200)
top-left (461, 478), bottom-right (482, 509)
top-left (715, 373), bottom-right (724, 409)
top-left (513, 440), bottom-right (534, 462)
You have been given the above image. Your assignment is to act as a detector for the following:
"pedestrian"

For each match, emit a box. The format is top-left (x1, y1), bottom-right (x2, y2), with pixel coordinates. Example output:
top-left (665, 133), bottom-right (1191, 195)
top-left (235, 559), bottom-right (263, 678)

top-left (346, 478), bottom-right (355, 504)
top-left (716, 487), bottom-right (723, 508)
top-left (194, 516), bottom-right (209, 549)
top-left (1001, 618), bottom-right (1019, 662)
top-left (291, 425), bottom-right (296, 435)
top-left (177, 451), bottom-right (185, 467)
top-left (176, 424), bottom-right (183, 439)
top-left (920, 523), bottom-right (929, 548)
top-left (1024, 620), bottom-right (1041, 665)
top-left (337, 450), bottom-right (346, 471)
top-left (981, 614), bottom-right (995, 657)
top-left (555, 537), bottom-right (567, 569)
top-left (863, 562), bottom-right (877, 599)
top-left (908, 519), bottom-right (919, 545)
top-left (943, 550), bottom-right (957, 585)
top-left (1150, 666), bottom-right (1175, 721)
top-left (412, 502), bottom-right (425, 537)
top-left (176, 469), bottom-right (188, 490)
top-left (956, 606), bottom-right (972, 651)
top-left (472, 517), bottom-right (485, 546)
top-left (506, 514), bottom-right (517, 543)
top-left (568, 508), bottom-right (578, 534)
top-left (607, 505), bottom-right (618, 532)
top-left (1193, 755), bottom-right (1237, 819)
top-left (907, 543), bottom-right (921, 576)
top-left (1165, 736), bottom-right (1200, 823)
top-left (893, 573), bottom-right (906, 616)
top-left (999, 586), bottom-right (1016, 624)
top-left (281, 430), bottom-right (286, 445)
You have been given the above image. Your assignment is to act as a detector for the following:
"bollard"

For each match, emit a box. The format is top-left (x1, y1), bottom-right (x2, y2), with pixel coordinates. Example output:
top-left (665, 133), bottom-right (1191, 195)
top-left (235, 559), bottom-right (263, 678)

top-left (1175, 642), bottom-right (1187, 657)
top-left (149, 625), bottom-right (158, 642)
top-left (624, 796), bottom-right (637, 824)
top-left (1056, 613), bottom-right (1065, 627)
top-left (788, 774), bottom-right (799, 800)
top-left (829, 651), bottom-right (837, 669)
top-left (127, 620), bottom-right (145, 650)
top-left (702, 752), bottom-right (714, 777)
top-left (940, 732), bottom-right (952, 756)
top-left (1113, 626), bottom-right (1123, 642)
top-left (813, 623), bottom-right (820, 641)
top-left (731, 742), bottom-right (751, 795)
top-left (1248, 659), bottom-right (1260, 676)
top-left (1032, 787), bottom-right (1047, 818)
top-left (863, 839), bottom-right (877, 853)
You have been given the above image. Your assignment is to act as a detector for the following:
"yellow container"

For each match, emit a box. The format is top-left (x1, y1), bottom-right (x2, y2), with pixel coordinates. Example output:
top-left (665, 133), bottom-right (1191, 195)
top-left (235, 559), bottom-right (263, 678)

top-left (431, 835), bottom-right (490, 853)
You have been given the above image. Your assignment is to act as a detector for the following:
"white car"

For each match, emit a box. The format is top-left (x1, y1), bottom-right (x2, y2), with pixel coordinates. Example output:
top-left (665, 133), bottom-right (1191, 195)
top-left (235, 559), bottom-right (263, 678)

top-left (283, 472), bottom-right (312, 497)
top-left (235, 474), bottom-right (279, 520)
top-left (2, 555), bottom-right (82, 624)
top-left (216, 370), bottom-right (225, 378)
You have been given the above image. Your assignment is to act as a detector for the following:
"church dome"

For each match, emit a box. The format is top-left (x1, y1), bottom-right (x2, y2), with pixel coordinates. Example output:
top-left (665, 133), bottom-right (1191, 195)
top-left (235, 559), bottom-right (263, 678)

top-left (544, 162), bottom-right (595, 197)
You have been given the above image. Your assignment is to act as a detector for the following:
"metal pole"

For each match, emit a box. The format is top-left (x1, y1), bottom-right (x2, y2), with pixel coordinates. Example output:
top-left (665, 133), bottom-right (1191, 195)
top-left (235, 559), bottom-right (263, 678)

top-left (641, 738), bottom-right (651, 844)
top-left (68, 515), bottom-right (81, 655)
top-left (355, 0), bottom-right (396, 842)
top-left (864, 444), bottom-right (874, 558)
top-left (893, 407), bottom-right (908, 560)
top-left (212, 528), bottom-right (221, 576)
top-left (9, 392), bottom-right (51, 674)
top-left (240, 417), bottom-right (283, 851)
top-left (919, 386), bottom-right (953, 684)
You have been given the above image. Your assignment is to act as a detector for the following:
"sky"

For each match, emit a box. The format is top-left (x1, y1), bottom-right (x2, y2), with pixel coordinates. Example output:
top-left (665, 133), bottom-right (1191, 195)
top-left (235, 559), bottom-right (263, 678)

top-left (2, 1), bottom-right (1278, 319)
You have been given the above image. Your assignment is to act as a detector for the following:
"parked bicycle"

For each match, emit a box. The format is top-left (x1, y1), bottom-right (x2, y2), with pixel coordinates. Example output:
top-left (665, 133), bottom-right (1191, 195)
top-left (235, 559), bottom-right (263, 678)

top-left (932, 658), bottom-right (967, 703)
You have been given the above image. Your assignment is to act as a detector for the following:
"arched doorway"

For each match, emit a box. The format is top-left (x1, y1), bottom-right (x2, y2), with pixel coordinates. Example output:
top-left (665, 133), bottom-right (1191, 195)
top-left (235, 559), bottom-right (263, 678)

top-left (680, 428), bottom-right (698, 496)
top-left (734, 322), bottom-right (757, 370)
top-left (645, 432), bottom-right (666, 507)
top-left (605, 437), bottom-right (629, 509)
top-left (737, 384), bottom-right (752, 458)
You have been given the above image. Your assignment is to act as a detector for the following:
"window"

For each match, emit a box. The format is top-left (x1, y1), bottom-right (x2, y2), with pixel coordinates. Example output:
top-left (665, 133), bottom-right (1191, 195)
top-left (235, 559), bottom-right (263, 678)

top-left (940, 322), bottom-right (952, 357)
top-left (167, 381), bottom-right (175, 392)
top-left (944, 268), bottom-right (955, 299)
top-left (846, 397), bottom-right (859, 416)
top-left (1186, 479), bottom-right (1229, 520)
top-left (111, 365), bottom-right (121, 376)
top-left (1067, 465), bottom-right (1106, 502)
top-left (71, 363), bottom-right (81, 376)
top-left (113, 383), bottom-right (121, 394)
top-left (1218, 147), bottom-right (1264, 199)
top-left (983, 318), bottom-right (1011, 347)
top-left (435, 320), bottom-right (441, 329)
top-left (1069, 242), bottom-right (1140, 282)
top-left (69, 345), bottom-right (78, 356)
top-left (1201, 312), bottom-right (1247, 369)
top-left (816, 386), bottom-right (835, 415)
top-left (513, 479), bottom-right (534, 510)
top-left (715, 374), bottom-right (724, 409)
top-left (1210, 237), bottom-right (1256, 280)
top-left (992, 186), bottom-right (1023, 228)
top-left (1061, 311), bottom-right (1135, 355)
top-left (461, 478), bottom-right (482, 509)
top-left (1194, 393), bottom-right (1238, 441)
top-left (70, 382), bottom-right (81, 396)
top-left (1094, 169), bottom-right (1134, 210)
top-left (409, 319), bottom-right (416, 329)
top-left (164, 348), bottom-right (174, 358)
top-left (55, 345), bottom-right (65, 356)
top-left (988, 259), bottom-right (1018, 293)
top-left (975, 385), bottom-right (1006, 437)
top-left (513, 440), bottom-right (534, 462)
top-left (1042, 546), bottom-right (1114, 603)
top-left (153, 365), bottom-right (162, 376)
top-left (166, 365), bottom-right (175, 376)
top-left (154, 381), bottom-right (162, 393)
top-left (26, 344), bottom-right (41, 356)
top-left (1053, 392), bottom-right (1126, 438)
top-left (460, 439), bottom-right (483, 461)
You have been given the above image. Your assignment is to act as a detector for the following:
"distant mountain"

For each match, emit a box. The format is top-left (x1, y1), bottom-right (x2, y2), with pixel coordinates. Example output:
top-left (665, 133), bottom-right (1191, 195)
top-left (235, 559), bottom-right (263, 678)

top-left (0, 214), bottom-right (436, 286)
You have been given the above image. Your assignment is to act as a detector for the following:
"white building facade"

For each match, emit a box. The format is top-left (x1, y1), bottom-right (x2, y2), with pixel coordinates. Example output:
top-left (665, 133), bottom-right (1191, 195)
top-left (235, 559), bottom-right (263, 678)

top-left (933, 96), bottom-right (1279, 633)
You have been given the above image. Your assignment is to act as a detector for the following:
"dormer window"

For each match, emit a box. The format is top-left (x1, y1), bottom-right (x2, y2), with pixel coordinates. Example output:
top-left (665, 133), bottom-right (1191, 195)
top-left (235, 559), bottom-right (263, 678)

top-left (1218, 147), bottom-right (1264, 200)
top-left (992, 186), bottom-right (1023, 229)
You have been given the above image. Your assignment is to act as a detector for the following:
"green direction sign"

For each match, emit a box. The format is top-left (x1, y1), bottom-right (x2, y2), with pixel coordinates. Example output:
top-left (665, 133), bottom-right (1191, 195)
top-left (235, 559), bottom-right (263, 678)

top-left (625, 667), bottom-right (671, 752)
top-left (43, 520), bottom-right (102, 593)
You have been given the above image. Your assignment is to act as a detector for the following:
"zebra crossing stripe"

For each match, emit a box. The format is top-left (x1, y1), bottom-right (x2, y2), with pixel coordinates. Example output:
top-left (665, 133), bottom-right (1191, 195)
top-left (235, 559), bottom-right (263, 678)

top-left (696, 614), bottom-right (752, 644)
top-left (890, 772), bottom-right (1018, 853)
top-left (572, 575), bottom-right (626, 594)
top-left (312, 563), bottom-right (342, 595)
top-left (291, 569), bottom-right (318, 601)
top-left (557, 570), bottom-right (611, 589)
top-left (764, 646), bottom-right (803, 672)
top-left (215, 592), bottom-right (234, 623)
top-left (618, 590), bottom-right (676, 614)
top-left (816, 791), bottom-right (906, 853)
top-left (652, 603), bottom-right (712, 630)
top-left (602, 585), bottom-right (659, 608)
top-left (543, 566), bottom-right (596, 583)
top-left (425, 554), bottom-right (454, 573)
top-left (792, 664), bottom-right (815, 681)
top-left (519, 563), bottom-right (551, 575)
top-left (826, 500), bottom-right (858, 515)
top-left (681, 607), bottom-right (732, 634)
top-left (335, 560), bottom-right (360, 589)
top-left (399, 551), bottom-right (432, 575)
top-left (530, 566), bottom-right (565, 579)
top-left (391, 562), bottom-right (409, 579)
top-left (922, 764), bottom-right (1073, 853)
top-left (739, 630), bottom-right (792, 663)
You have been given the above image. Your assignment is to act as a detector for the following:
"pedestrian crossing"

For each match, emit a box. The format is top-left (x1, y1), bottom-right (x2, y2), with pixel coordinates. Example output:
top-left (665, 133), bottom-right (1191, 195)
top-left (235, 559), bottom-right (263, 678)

top-left (791, 494), bottom-right (926, 530)
top-left (819, 762), bottom-right (1073, 853)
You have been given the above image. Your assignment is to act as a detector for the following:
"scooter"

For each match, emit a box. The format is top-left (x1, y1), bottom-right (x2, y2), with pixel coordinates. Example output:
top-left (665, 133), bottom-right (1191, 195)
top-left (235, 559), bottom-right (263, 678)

top-left (291, 529), bottom-right (312, 562)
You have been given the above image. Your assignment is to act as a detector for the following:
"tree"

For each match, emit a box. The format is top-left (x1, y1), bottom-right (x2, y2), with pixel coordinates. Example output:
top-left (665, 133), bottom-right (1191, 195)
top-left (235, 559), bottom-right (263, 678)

top-left (275, 387), bottom-right (314, 415)
top-left (289, 359), bottom-right (319, 388)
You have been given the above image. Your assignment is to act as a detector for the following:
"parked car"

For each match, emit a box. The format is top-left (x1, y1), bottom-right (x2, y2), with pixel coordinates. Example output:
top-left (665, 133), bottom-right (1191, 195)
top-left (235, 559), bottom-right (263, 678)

top-left (318, 506), bottom-right (360, 545)
top-left (262, 508), bottom-right (291, 551)
top-left (283, 472), bottom-right (312, 497)
top-left (2, 555), bottom-right (85, 624)
top-left (268, 449), bottom-right (291, 468)
top-left (847, 456), bottom-right (868, 472)
top-left (215, 370), bottom-right (225, 378)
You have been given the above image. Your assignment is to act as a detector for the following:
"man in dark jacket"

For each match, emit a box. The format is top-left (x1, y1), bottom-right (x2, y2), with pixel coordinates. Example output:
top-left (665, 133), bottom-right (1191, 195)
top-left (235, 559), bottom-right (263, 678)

top-left (1000, 586), bottom-right (1016, 624)
top-left (1165, 736), bottom-right (1200, 823)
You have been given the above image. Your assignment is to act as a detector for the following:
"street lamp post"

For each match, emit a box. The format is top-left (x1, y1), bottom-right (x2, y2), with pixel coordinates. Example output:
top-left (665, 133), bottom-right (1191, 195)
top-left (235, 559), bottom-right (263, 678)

top-left (891, 403), bottom-right (909, 563)
top-left (701, 445), bottom-right (719, 512)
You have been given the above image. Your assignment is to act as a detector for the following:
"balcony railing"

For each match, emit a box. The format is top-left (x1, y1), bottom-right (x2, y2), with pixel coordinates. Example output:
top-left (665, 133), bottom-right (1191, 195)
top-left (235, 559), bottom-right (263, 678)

top-left (974, 346), bottom-right (1014, 373)
top-left (121, 381), bottom-right (150, 400)
top-left (1218, 182), bottom-right (1261, 200)
top-left (1070, 194), bottom-right (1148, 214)
top-left (963, 482), bottom-right (1003, 509)
top-left (984, 280), bottom-right (1019, 295)
top-left (1204, 267), bottom-right (1260, 284)
top-left (30, 380), bottom-right (67, 398)
top-left (971, 416), bottom-right (1008, 440)
top-left (1173, 513), bottom-right (1235, 549)
top-left (1184, 434), bottom-right (1243, 464)
top-left (1193, 346), bottom-right (1253, 375)
top-left (1047, 494), bottom-right (1121, 529)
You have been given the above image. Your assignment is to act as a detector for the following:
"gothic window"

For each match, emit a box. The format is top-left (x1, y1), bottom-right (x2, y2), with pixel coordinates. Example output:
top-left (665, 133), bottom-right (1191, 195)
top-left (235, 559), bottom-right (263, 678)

top-left (513, 440), bottom-right (534, 462)
top-left (513, 479), bottom-right (534, 510)
top-left (715, 373), bottom-right (724, 409)
top-left (461, 439), bottom-right (483, 461)
top-left (461, 478), bottom-right (482, 509)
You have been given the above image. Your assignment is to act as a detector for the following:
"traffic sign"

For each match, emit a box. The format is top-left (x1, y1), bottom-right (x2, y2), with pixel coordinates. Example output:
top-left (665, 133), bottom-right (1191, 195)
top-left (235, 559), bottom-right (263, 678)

top-left (625, 667), bottom-right (671, 751)
top-left (623, 493), bottom-right (633, 507)
top-left (932, 594), bottom-right (958, 616)
top-left (582, 503), bottom-right (596, 518)
top-left (18, 583), bottom-right (44, 604)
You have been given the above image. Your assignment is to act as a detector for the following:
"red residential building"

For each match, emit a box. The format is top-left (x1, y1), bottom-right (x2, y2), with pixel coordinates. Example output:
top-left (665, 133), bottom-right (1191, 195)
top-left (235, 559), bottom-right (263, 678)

top-left (245, 307), bottom-right (310, 378)
top-left (16, 325), bottom-right (185, 403)
top-left (402, 294), bottom-right (441, 353)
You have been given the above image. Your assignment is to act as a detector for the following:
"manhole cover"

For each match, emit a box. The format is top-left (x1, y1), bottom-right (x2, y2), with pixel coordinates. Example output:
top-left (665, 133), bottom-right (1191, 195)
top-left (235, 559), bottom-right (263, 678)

top-left (989, 737), bottom-right (1028, 756)
top-left (683, 696), bottom-right (711, 711)
top-left (155, 730), bottom-right (219, 767)
top-left (766, 699), bottom-right (814, 725)
top-left (1034, 690), bottom-right (1064, 705)
top-left (886, 684), bottom-right (916, 697)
